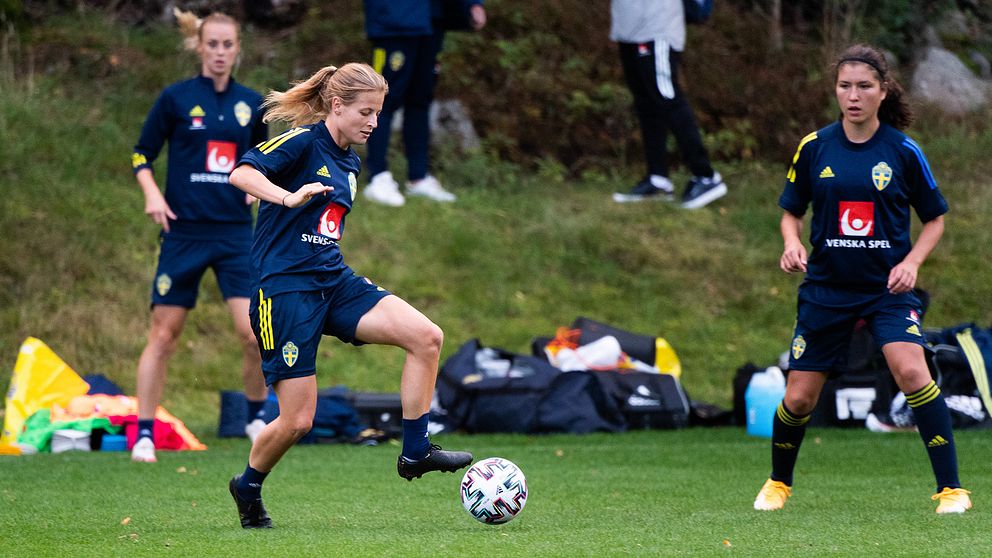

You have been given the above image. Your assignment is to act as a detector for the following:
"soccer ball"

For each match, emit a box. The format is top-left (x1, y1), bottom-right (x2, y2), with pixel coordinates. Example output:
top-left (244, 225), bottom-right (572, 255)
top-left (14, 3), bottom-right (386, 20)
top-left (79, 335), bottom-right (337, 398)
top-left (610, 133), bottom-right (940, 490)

top-left (460, 457), bottom-right (528, 524)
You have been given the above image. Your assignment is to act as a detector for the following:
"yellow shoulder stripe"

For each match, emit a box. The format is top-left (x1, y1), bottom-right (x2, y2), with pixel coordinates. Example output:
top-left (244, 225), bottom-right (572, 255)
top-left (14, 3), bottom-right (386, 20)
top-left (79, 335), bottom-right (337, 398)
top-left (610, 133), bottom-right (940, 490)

top-left (257, 127), bottom-right (310, 155)
top-left (786, 131), bottom-right (818, 183)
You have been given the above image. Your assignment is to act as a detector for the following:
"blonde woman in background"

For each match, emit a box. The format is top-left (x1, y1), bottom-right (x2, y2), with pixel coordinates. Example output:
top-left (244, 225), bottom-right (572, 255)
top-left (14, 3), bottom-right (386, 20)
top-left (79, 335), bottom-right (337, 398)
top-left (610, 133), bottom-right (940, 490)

top-left (130, 10), bottom-right (268, 463)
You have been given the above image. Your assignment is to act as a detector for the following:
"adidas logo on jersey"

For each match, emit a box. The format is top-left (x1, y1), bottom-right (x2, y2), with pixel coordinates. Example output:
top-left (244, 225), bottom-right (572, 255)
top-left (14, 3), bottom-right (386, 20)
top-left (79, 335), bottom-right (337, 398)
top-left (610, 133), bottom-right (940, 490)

top-left (316, 165), bottom-right (331, 177)
top-left (819, 166), bottom-right (835, 178)
top-left (928, 435), bottom-right (949, 448)
top-left (906, 325), bottom-right (921, 336)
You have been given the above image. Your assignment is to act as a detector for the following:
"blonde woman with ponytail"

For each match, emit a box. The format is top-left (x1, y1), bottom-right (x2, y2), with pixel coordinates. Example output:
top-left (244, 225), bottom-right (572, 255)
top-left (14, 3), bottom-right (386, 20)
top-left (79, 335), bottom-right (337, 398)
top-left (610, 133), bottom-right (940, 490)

top-left (227, 63), bottom-right (473, 529)
top-left (130, 10), bottom-right (268, 464)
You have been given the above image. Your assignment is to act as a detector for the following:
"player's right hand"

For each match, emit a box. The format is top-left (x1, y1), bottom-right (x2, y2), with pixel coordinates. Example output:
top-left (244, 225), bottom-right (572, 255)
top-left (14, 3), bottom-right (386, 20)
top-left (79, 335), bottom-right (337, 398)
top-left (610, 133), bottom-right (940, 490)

top-left (780, 242), bottom-right (808, 274)
top-left (283, 182), bottom-right (333, 208)
top-left (145, 195), bottom-right (177, 233)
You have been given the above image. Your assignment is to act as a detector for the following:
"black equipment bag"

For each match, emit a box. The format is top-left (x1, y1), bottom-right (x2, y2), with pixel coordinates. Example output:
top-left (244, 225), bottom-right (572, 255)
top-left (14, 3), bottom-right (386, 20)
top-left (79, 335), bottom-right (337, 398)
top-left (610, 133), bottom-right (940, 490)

top-left (343, 391), bottom-right (404, 438)
top-left (438, 339), bottom-right (560, 433)
top-left (537, 371), bottom-right (626, 434)
top-left (593, 371), bottom-right (691, 429)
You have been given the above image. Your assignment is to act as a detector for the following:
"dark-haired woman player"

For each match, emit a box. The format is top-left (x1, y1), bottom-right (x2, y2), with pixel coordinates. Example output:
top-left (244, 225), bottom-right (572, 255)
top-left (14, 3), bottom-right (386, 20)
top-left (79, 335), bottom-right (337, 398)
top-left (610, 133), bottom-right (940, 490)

top-left (753, 44), bottom-right (971, 514)
top-left (130, 10), bottom-right (268, 463)
top-left (226, 62), bottom-right (472, 529)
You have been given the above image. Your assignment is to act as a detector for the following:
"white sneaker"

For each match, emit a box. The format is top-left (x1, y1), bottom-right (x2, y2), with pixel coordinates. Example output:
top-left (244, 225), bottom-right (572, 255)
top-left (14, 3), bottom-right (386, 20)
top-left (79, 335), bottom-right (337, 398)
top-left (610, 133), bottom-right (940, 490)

top-left (131, 437), bottom-right (157, 463)
top-left (364, 171), bottom-right (405, 207)
top-left (245, 418), bottom-right (266, 444)
top-left (406, 175), bottom-right (456, 202)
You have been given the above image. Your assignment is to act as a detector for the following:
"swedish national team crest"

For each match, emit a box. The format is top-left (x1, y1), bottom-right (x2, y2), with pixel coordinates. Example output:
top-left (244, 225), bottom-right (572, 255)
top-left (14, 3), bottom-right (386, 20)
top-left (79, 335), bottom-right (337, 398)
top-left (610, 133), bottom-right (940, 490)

top-left (234, 101), bottom-right (252, 127)
top-left (389, 51), bottom-right (405, 72)
top-left (282, 341), bottom-right (299, 367)
top-left (156, 274), bottom-right (172, 296)
top-left (348, 172), bottom-right (357, 201)
top-left (791, 335), bottom-right (807, 360)
top-left (871, 161), bottom-right (892, 191)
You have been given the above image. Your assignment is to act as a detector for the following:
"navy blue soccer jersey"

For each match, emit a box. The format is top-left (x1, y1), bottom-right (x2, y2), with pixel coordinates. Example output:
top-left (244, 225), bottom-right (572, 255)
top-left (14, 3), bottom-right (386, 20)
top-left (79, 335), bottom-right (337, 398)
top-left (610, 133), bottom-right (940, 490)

top-left (132, 75), bottom-right (267, 237)
top-left (238, 123), bottom-right (362, 296)
top-left (779, 122), bottom-right (948, 289)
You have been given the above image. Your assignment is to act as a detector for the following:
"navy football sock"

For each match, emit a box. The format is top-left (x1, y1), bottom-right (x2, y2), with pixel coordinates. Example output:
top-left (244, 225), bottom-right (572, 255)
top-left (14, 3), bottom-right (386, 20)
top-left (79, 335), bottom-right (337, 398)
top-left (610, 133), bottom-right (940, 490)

top-left (401, 413), bottom-right (431, 461)
top-left (246, 399), bottom-right (266, 422)
top-left (769, 402), bottom-right (810, 487)
top-left (237, 465), bottom-right (269, 502)
top-left (137, 419), bottom-right (154, 442)
top-left (907, 381), bottom-right (960, 491)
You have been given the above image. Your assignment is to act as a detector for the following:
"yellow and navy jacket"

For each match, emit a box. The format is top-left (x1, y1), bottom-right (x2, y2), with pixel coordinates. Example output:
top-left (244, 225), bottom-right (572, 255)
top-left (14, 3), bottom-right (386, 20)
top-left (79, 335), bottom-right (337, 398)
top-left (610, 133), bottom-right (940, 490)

top-left (779, 122), bottom-right (948, 289)
top-left (238, 123), bottom-right (361, 297)
top-left (132, 75), bottom-right (267, 238)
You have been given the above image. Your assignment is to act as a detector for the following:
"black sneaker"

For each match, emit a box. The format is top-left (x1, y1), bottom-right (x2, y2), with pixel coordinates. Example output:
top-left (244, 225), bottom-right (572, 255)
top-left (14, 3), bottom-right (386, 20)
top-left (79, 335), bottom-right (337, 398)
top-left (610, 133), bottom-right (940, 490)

top-left (229, 475), bottom-right (273, 529)
top-left (396, 444), bottom-right (473, 481)
top-left (612, 178), bottom-right (675, 203)
top-left (681, 172), bottom-right (727, 209)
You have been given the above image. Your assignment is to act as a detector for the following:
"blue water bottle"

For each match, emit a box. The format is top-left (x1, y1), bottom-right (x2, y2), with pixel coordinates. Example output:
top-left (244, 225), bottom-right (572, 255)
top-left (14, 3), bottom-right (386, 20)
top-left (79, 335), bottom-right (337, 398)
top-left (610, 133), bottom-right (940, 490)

top-left (745, 366), bottom-right (786, 438)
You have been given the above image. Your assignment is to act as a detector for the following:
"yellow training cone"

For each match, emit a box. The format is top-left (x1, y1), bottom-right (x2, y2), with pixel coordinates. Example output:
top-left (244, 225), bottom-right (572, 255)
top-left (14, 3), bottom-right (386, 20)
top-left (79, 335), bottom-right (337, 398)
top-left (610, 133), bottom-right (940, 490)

top-left (1, 338), bottom-right (90, 445)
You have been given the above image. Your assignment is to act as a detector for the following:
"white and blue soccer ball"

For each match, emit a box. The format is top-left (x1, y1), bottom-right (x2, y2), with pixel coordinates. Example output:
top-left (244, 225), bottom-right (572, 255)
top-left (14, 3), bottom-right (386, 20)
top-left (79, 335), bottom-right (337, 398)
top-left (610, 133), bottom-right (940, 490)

top-left (460, 457), bottom-right (528, 524)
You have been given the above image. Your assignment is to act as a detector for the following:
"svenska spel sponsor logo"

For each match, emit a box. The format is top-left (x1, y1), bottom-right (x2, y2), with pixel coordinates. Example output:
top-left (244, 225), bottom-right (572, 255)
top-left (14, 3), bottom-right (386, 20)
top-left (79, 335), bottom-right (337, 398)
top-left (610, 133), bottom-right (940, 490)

top-left (839, 201), bottom-right (874, 237)
top-left (206, 140), bottom-right (237, 173)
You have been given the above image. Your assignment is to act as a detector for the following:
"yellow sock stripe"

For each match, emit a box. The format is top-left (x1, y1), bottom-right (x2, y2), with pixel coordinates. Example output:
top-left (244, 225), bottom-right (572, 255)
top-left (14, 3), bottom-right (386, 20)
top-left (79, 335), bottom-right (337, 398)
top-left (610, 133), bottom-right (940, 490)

top-left (906, 380), bottom-right (940, 407)
top-left (372, 47), bottom-right (386, 74)
top-left (258, 127), bottom-right (309, 154)
top-left (776, 403), bottom-right (809, 426)
top-left (957, 330), bottom-right (992, 414)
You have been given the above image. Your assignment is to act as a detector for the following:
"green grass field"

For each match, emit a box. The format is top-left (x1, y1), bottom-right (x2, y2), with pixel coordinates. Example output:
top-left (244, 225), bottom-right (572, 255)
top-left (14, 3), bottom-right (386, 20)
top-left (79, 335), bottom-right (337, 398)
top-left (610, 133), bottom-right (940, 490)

top-left (1, 429), bottom-right (990, 557)
top-left (2, 13), bottom-right (992, 558)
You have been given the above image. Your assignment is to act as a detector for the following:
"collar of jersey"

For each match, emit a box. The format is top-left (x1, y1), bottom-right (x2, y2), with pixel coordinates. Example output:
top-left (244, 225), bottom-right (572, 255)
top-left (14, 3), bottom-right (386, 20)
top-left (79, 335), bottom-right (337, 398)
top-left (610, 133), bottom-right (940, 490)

top-left (834, 120), bottom-right (888, 152)
top-left (195, 73), bottom-right (236, 94)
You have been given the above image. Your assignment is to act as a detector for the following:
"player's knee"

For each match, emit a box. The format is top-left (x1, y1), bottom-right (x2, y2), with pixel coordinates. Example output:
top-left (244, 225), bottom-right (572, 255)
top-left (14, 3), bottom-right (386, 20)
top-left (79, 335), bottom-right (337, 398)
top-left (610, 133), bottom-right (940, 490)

top-left (890, 365), bottom-right (931, 392)
top-left (415, 322), bottom-right (443, 357)
top-left (286, 416), bottom-right (313, 440)
top-left (147, 327), bottom-right (181, 355)
top-left (784, 393), bottom-right (817, 416)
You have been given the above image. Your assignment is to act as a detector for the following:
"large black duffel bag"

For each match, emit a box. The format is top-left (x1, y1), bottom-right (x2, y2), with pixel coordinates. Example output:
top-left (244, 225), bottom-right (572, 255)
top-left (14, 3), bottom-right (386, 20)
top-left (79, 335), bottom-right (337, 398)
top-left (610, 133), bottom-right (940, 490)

top-left (438, 339), bottom-right (561, 433)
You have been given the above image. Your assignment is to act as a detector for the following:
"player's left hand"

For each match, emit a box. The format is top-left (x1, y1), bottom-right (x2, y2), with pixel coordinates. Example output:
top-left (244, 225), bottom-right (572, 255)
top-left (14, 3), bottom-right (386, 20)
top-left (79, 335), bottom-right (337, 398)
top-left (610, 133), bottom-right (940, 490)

top-left (887, 261), bottom-right (918, 294)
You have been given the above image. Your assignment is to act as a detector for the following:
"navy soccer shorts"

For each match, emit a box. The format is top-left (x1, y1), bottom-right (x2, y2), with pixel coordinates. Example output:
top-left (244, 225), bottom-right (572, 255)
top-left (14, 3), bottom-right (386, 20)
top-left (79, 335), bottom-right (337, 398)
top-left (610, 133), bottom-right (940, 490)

top-left (151, 236), bottom-right (252, 308)
top-left (788, 282), bottom-right (927, 373)
top-left (249, 270), bottom-right (391, 386)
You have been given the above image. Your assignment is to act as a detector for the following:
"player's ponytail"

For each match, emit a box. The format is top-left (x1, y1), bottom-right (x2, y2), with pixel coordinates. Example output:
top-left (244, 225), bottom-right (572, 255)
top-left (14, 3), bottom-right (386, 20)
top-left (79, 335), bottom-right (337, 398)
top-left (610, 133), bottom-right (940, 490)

top-left (262, 63), bottom-right (388, 127)
top-left (174, 8), bottom-right (241, 52)
top-left (834, 44), bottom-right (913, 130)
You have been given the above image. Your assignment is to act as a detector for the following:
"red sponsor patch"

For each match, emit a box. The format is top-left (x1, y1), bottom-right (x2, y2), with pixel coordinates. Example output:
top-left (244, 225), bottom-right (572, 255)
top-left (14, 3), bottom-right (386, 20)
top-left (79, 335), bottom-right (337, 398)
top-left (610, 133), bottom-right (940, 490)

top-left (206, 140), bottom-right (237, 173)
top-left (838, 201), bottom-right (874, 237)
top-left (318, 202), bottom-right (346, 240)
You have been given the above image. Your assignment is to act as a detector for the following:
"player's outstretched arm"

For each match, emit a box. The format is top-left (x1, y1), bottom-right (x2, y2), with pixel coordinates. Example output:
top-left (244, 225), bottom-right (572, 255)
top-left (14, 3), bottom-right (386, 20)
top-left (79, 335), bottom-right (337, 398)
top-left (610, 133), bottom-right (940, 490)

top-left (229, 164), bottom-right (332, 208)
